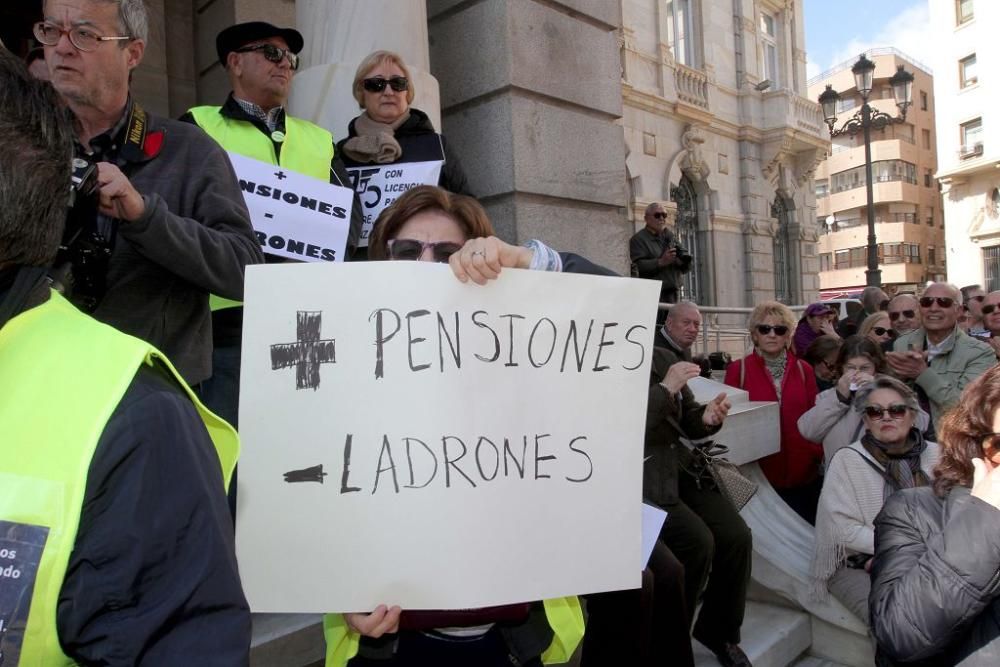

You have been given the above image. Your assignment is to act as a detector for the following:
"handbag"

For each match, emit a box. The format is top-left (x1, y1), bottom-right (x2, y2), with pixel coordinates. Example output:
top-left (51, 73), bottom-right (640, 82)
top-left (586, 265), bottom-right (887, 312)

top-left (688, 442), bottom-right (759, 511)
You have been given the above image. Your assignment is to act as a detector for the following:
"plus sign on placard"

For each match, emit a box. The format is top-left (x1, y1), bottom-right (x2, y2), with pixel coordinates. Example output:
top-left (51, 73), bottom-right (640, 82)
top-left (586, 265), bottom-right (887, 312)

top-left (269, 311), bottom-right (336, 390)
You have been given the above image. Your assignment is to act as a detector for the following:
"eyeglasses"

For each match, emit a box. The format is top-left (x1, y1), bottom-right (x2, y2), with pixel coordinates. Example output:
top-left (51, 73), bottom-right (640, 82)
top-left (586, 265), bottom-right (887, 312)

top-left (863, 404), bottom-right (910, 420)
top-left (652, 212), bottom-right (667, 220)
top-left (888, 309), bottom-right (916, 321)
top-left (871, 327), bottom-right (896, 338)
top-left (235, 43), bottom-right (299, 70)
top-left (387, 238), bottom-right (463, 263)
top-left (33, 21), bottom-right (131, 52)
top-left (755, 324), bottom-right (789, 336)
top-left (363, 77), bottom-right (409, 93)
top-left (919, 296), bottom-right (955, 309)
top-left (982, 304), bottom-right (999, 316)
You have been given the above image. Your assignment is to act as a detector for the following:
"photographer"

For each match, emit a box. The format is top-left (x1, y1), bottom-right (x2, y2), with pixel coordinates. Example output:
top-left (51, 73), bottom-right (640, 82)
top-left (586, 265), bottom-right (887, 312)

top-left (38, 0), bottom-right (263, 386)
top-left (0, 49), bottom-right (248, 665)
top-left (630, 202), bottom-right (692, 323)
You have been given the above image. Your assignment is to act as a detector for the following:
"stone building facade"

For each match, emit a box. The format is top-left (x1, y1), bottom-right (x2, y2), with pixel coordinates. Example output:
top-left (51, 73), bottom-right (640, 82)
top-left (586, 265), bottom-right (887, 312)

top-left (620, 0), bottom-right (828, 306)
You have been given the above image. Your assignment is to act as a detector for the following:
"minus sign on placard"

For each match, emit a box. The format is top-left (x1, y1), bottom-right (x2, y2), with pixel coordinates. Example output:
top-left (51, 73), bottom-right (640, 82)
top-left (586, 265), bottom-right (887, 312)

top-left (264, 213), bottom-right (274, 219)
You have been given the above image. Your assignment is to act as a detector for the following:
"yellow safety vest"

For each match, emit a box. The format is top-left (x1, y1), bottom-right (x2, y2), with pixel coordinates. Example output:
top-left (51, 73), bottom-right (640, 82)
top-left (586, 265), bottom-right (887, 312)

top-left (188, 106), bottom-right (335, 311)
top-left (322, 597), bottom-right (585, 667)
top-left (0, 292), bottom-right (238, 665)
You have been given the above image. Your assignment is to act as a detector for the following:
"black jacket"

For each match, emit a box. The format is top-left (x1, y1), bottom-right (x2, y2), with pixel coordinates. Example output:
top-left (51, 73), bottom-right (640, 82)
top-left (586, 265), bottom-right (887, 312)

top-left (338, 108), bottom-right (472, 196)
top-left (871, 486), bottom-right (1000, 666)
top-left (628, 227), bottom-right (691, 302)
top-left (643, 347), bottom-right (720, 506)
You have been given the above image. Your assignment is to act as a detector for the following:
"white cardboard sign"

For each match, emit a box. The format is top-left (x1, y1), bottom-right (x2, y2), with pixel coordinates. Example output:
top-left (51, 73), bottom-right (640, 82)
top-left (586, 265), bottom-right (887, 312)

top-left (229, 152), bottom-right (353, 262)
top-left (346, 160), bottom-right (443, 246)
top-left (235, 261), bottom-right (659, 613)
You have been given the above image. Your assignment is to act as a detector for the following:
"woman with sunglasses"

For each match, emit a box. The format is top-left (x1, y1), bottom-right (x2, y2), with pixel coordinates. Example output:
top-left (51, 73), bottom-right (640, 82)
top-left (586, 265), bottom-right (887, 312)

top-left (323, 185), bottom-right (615, 667)
top-left (811, 375), bottom-right (937, 628)
top-left (724, 302), bottom-right (823, 523)
top-left (339, 51), bottom-right (471, 207)
top-left (858, 311), bottom-right (895, 348)
top-left (869, 366), bottom-right (1000, 665)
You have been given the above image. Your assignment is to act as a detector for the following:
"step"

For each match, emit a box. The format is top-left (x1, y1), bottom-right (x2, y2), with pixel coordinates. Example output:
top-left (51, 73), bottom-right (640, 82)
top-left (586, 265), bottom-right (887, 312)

top-left (694, 601), bottom-right (811, 667)
top-left (789, 657), bottom-right (851, 667)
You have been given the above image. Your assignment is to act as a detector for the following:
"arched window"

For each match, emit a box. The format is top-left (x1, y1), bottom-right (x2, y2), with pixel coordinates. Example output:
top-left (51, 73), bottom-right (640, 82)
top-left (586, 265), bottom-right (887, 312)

top-left (671, 175), bottom-right (701, 303)
top-left (772, 195), bottom-right (792, 304)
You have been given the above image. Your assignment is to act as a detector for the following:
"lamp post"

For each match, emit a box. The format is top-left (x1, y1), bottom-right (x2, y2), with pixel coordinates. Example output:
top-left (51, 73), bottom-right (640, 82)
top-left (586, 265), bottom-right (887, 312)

top-left (818, 54), bottom-right (914, 287)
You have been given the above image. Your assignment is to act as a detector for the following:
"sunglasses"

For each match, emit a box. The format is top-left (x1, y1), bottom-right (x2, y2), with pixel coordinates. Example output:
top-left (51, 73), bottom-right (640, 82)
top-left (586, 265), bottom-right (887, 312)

top-left (235, 43), bottom-right (299, 70)
top-left (863, 404), bottom-right (910, 420)
top-left (387, 238), bottom-right (462, 263)
top-left (888, 309), bottom-right (915, 321)
top-left (652, 212), bottom-right (667, 220)
top-left (363, 77), bottom-right (409, 93)
top-left (871, 327), bottom-right (896, 338)
top-left (982, 304), bottom-right (999, 316)
top-left (919, 296), bottom-right (955, 309)
top-left (755, 324), bottom-right (789, 336)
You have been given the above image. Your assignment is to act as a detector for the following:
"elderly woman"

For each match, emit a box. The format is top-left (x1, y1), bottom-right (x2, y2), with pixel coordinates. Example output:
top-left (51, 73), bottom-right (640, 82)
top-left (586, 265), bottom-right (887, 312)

top-left (339, 50), bottom-right (470, 197)
top-left (322, 186), bottom-right (628, 667)
top-left (724, 301), bottom-right (823, 523)
top-left (793, 303), bottom-right (839, 357)
top-left (810, 375), bottom-right (938, 625)
top-left (870, 366), bottom-right (1000, 665)
top-left (858, 311), bottom-right (895, 347)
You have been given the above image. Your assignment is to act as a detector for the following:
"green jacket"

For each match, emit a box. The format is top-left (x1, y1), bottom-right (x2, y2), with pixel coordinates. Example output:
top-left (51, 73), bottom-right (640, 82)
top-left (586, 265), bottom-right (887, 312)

top-left (892, 326), bottom-right (996, 425)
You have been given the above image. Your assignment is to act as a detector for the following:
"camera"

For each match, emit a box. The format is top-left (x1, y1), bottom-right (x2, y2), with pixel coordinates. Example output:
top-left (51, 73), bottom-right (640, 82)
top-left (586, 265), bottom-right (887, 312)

top-left (50, 157), bottom-right (112, 313)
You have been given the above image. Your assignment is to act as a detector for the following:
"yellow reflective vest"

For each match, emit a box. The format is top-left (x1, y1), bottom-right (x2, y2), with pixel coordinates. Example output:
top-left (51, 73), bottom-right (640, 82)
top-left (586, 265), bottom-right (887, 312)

top-left (188, 105), bottom-right (335, 310)
top-left (0, 292), bottom-right (238, 665)
top-left (322, 597), bottom-right (585, 667)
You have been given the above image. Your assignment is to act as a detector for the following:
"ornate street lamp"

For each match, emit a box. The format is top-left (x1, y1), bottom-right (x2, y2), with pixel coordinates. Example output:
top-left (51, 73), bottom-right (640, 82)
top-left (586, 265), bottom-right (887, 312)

top-left (818, 55), bottom-right (914, 287)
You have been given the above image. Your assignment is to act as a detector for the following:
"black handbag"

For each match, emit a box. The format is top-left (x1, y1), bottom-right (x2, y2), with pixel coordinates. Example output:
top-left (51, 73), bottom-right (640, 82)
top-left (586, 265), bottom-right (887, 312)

top-left (687, 442), bottom-right (758, 511)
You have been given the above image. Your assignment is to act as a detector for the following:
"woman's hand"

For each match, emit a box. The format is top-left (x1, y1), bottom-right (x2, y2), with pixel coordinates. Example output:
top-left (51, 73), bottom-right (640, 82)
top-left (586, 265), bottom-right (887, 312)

top-left (449, 236), bottom-right (533, 285)
top-left (702, 392), bottom-right (731, 426)
top-left (971, 457), bottom-right (1000, 511)
top-left (818, 320), bottom-right (840, 338)
top-left (344, 605), bottom-right (402, 638)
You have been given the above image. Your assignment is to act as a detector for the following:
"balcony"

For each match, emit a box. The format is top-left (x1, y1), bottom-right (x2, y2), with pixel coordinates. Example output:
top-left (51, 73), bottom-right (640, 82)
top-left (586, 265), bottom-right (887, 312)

top-left (762, 90), bottom-right (825, 136)
top-left (674, 63), bottom-right (709, 110)
top-left (959, 142), bottom-right (984, 160)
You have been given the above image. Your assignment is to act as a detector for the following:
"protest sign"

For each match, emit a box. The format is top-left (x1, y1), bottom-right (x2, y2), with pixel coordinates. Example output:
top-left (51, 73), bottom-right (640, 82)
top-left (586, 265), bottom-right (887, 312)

top-left (235, 261), bottom-right (659, 613)
top-left (229, 152), bottom-right (353, 262)
top-left (346, 161), bottom-right (443, 246)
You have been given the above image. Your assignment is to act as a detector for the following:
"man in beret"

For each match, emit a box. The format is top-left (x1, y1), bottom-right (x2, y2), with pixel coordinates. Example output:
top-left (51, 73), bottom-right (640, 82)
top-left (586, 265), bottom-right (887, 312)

top-left (182, 22), bottom-right (363, 430)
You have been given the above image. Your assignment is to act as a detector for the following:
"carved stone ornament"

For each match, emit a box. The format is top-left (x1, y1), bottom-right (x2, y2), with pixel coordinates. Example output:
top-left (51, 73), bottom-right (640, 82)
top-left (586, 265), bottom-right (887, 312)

top-left (680, 125), bottom-right (710, 182)
top-left (795, 148), bottom-right (825, 187)
top-left (986, 189), bottom-right (1000, 220)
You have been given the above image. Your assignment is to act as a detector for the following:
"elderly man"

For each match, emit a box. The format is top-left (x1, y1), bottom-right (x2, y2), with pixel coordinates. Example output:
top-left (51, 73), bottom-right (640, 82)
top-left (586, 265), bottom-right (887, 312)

top-left (961, 284), bottom-right (988, 336)
top-left (887, 293), bottom-right (920, 337)
top-left (657, 301), bottom-right (701, 357)
top-left (839, 285), bottom-right (887, 337)
top-left (888, 282), bottom-right (995, 432)
top-left (182, 21), bottom-right (363, 426)
top-left (630, 202), bottom-right (692, 322)
top-left (980, 290), bottom-right (1000, 355)
top-left (0, 49), bottom-right (248, 665)
top-left (37, 0), bottom-right (263, 386)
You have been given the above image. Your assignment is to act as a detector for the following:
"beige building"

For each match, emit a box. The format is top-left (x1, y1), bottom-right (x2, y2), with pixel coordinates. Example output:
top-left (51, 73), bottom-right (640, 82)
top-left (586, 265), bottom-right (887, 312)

top-left (928, 0), bottom-right (1000, 291)
top-left (620, 0), bottom-right (828, 306)
top-left (808, 49), bottom-right (945, 297)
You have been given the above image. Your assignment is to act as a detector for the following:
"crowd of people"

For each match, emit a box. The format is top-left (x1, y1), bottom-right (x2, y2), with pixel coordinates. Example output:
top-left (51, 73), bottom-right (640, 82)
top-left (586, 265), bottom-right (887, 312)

top-left (5, 1), bottom-right (1000, 665)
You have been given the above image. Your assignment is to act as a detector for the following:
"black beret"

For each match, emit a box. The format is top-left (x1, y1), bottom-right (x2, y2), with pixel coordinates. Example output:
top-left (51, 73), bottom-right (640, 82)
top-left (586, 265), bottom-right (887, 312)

top-left (216, 22), bottom-right (304, 67)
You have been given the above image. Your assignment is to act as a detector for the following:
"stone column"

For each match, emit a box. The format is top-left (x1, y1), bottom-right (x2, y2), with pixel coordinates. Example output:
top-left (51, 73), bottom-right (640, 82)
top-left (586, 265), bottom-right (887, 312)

top-left (427, 0), bottom-right (630, 271)
top-left (288, 0), bottom-right (441, 140)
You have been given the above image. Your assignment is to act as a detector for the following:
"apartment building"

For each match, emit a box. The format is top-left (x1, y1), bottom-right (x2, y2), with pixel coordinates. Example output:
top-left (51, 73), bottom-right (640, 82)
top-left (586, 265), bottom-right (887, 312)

top-left (808, 49), bottom-right (945, 297)
top-left (928, 0), bottom-right (1000, 290)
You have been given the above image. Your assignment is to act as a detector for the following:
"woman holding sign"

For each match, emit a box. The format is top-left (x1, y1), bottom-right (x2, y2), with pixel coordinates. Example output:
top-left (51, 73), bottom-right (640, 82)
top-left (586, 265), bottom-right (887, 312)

top-left (323, 185), bottom-right (597, 667)
top-left (339, 51), bottom-right (471, 252)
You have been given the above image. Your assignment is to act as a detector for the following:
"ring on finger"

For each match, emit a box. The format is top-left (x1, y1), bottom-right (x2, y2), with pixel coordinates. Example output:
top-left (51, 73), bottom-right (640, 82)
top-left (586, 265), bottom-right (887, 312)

top-left (471, 250), bottom-right (486, 258)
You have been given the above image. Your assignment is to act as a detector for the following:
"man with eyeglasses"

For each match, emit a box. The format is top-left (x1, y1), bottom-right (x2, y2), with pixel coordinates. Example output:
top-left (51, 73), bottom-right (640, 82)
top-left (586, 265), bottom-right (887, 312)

top-left (886, 293), bottom-right (921, 338)
top-left (629, 202), bottom-right (692, 325)
top-left (887, 282), bottom-right (994, 433)
top-left (961, 284), bottom-right (988, 336)
top-left (36, 0), bottom-right (263, 388)
top-left (979, 291), bottom-right (1000, 359)
top-left (182, 21), bottom-right (363, 429)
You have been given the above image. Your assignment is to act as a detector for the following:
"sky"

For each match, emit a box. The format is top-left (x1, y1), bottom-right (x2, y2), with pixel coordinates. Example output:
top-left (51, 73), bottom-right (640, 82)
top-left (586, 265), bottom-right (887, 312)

top-left (803, 0), bottom-right (934, 83)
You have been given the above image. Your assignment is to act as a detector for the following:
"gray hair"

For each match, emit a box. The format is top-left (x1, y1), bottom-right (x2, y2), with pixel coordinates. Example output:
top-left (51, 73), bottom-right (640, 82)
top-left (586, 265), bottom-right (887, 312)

top-left (666, 300), bottom-right (701, 320)
top-left (924, 282), bottom-right (962, 305)
top-left (861, 286), bottom-right (887, 312)
top-left (91, 0), bottom-right (148, 43)
top-left (853, 374), bottom-right (919, 414)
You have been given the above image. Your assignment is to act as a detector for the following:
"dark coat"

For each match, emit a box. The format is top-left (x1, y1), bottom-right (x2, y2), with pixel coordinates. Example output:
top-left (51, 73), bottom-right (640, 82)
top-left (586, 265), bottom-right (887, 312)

top-left (871, 486), bottom-right (1000, 666)
top-left (338, 107), bottom-right (472, 196)
top-left (643, 347), bottom-right (720, 506)
top-left (628, 226), bottom-right (691, 302)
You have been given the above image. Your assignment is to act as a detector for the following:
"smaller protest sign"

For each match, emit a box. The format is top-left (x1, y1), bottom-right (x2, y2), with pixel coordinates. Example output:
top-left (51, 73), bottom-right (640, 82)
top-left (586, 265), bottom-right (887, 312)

top-left (346, 161), bottom-right (443, 246)
top-left (229, 152), bottom-right (353, 262)
top-left (0, 520), bottom-right (49, 665)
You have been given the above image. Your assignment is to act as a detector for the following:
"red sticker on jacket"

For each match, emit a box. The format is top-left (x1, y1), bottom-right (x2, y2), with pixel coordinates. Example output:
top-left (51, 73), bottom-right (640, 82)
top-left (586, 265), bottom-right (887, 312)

top-left (143, 130), bottom-right (164, 157)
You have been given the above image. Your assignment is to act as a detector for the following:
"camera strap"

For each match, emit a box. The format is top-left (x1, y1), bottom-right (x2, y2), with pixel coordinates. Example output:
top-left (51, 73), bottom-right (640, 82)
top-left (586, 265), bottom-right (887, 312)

top-left (118, 102), bottom-right (149, 164)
